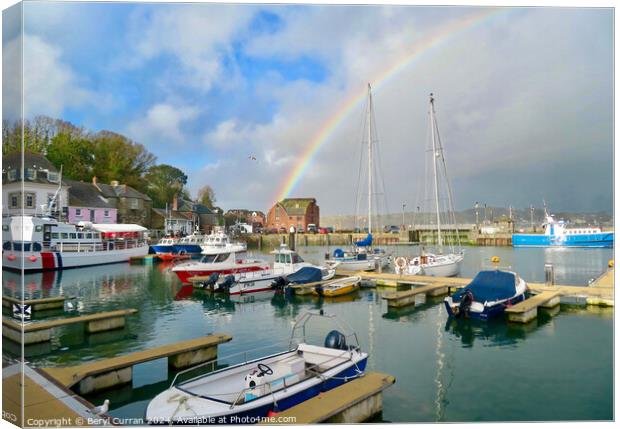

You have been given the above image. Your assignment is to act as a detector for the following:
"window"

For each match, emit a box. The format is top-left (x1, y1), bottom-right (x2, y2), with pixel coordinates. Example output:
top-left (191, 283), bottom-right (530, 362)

top-left (104, 210), bottom-right (110, 217)
top-left (61, 233), bottom-right (68, 239)
top-left (35, 225), bottom-right (42, 232)
top-left (69, 233), bottom-right (77, 239)
top-left (9, 193), bottom-right (19, 209)
top-left (2, 225), bottom-right (8, 231)
top-left (76, 209), bottom-right (82, 216)
top-left (25, 168), bottom-right (37, 180)
top-left (25, 193), bottom-right (35, 208)
top-left (47, 172), bottom-right (59, 183)
top-left (51, 233), bottom-right (59, 239)
top-left (94, 233), bottom-right (100, 239)
top-left (130, 199), bottom-right (139, 209)
top-left (7, 170), bottom-right (17, 181)
top-left (77, 233), bottom-right (84, 239)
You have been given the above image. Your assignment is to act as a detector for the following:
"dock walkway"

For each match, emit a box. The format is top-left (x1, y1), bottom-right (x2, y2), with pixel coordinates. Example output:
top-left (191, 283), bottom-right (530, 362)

top-left (271, 372), bottom-right (395, 423)
top-left (44, 334), bottom-right (232, 394)
top-left (2, 295), bottom-right (68, 311)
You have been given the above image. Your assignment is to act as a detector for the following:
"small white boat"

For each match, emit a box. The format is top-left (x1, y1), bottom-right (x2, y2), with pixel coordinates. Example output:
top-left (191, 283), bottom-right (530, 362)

top-left (200, 228), bottom-right (247, 254)
top-left (395, 252), bottom-right (464, 277)
top-left (145, 311), bottom-right (368, 424)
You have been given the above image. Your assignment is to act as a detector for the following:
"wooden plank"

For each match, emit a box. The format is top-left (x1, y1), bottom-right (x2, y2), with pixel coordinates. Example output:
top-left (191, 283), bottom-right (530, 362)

top-left (43, 334), bottom-right (232, 388)
top-left (505, 291), bottom-right (561, 314)
top-left (2, 295), bottom-right (68, 306)
top-left (272, 372), bottom-right (395, 423)
top-left (2, 309), bottom-right (138, 332)
top-left (382, 283), bottom-right (450, 300)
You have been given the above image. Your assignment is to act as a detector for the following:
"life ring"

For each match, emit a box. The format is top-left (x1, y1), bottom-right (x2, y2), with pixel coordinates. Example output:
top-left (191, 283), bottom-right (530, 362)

top-left (394, 257), bottom-right (408, 274)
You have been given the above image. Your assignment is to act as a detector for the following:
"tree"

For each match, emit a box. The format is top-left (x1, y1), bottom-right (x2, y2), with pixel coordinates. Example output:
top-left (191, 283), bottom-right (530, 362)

top-left (144, 164), bottom-right (189, 208)
top-left (46, 132), bottom-right (95, 181)
top-left (197, 185), bottom-right (216, 208)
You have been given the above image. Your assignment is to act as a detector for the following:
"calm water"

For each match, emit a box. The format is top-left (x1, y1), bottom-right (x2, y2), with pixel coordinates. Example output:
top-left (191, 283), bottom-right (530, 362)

top-left (2, 245), bottom-right (613, 422)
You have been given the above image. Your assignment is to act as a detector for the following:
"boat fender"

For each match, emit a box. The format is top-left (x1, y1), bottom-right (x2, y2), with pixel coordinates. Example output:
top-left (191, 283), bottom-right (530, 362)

top-left (324, 330), bottom-right (347, 350)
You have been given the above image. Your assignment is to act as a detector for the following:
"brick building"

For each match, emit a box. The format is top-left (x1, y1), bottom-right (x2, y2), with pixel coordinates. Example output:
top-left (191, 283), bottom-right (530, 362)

top-left (266, 198), bottom-right (319, 232)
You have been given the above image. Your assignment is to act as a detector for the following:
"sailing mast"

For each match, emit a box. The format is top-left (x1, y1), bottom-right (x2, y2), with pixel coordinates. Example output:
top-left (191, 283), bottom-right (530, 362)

top-left (429, 94), bottom-right (443, 251)
top-left (367, 83), bottom-right (373, 236)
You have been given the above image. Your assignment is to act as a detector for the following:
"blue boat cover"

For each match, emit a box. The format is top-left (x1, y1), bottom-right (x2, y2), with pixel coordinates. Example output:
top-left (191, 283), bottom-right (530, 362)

top-left (355, 233), bottom-right (373, 247)
top-left (286, 266), bottom-right (323, 284)
top-left (452, 270), bottom-right (517, 302)
top-left (333, 248), bottom-right (345, 258)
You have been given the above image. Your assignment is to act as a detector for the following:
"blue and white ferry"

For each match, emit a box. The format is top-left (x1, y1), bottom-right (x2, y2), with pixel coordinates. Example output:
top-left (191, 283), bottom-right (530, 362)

top-left (512, 214), bottom-right (613, 248)
top-left (150, 236), bottom-right (179, 254)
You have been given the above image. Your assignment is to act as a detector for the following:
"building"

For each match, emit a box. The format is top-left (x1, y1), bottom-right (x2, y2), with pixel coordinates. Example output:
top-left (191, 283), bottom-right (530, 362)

top-left (151, 208), bottom-right (194, 236)
top-left (151, 195), bottom-right (219, 236)
top-left (95, 180), bottom-right (152, 226)
top-left (65, 178), bottom-right (118, 224)
top-left (225, 209), bottom-right (266, 228)
top-left (266, 198), bottom-right (320, 232)
top-left (2, 151), bottom-right (69, 217)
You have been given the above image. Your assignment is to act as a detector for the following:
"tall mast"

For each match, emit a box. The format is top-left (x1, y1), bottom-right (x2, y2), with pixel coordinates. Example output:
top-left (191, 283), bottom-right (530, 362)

top-left (367, 83), bottom-right (373, 235)
top-left (429, 93), bottom-right (443, 250)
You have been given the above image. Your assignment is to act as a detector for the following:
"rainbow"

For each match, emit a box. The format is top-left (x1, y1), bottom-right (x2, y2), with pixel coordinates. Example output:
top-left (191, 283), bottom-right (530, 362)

top-left (274, 7), bottom-right (506, 203)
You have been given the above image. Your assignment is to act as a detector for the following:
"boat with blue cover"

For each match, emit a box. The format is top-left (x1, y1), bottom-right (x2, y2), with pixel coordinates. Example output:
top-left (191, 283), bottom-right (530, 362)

top-left (512, 212), bottom-right (613, 248)
top-left (443, 270), bottom-right (527, 321)
top-left (145, 311), bottom-right (368, 424)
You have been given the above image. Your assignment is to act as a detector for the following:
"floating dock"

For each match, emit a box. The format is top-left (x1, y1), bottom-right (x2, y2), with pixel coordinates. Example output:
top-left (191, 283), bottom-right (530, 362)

top-left (2, 309), bottom-right (138, 344)
top-left (43, 334), bottom-right (232, 394)
top-left (2, 295), bottom-right (68, 311)
top-left (269, 372), bottom-right (395, 423)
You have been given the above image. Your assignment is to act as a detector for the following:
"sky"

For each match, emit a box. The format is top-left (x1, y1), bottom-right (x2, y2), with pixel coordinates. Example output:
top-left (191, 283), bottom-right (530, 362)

top-left (2, 2), bottom-right (614, 215)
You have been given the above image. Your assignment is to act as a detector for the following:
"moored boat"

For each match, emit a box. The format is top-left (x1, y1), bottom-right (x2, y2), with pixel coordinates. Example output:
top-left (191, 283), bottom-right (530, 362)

top-left (172, 250), bottom-right (270, 284)
top-left (145, 311), bottom-right (368, 424)
top-left (150, 236), bottom-right (179, 255)
top-left (2, 215), bottom-right (149, 271)
top-left (313, 276), bottom-right (361, 297)
top-left (443, 270), bottom-right (527, 321)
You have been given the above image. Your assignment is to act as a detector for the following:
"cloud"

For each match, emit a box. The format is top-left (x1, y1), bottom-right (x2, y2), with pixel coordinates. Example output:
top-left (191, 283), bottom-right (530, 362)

top-left (127, 103), bottom-right (199, 146)
top-left (3, 33), bottom-right (95, 120)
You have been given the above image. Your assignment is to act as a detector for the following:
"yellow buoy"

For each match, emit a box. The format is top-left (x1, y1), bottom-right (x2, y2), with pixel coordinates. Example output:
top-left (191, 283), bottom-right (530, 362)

top-left (608, 259), bottom-right (614, 268)
top-left (491, 256), bottom-right (500, 264)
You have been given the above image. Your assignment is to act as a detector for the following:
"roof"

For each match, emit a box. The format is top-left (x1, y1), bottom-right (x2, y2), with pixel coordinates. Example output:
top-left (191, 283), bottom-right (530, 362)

top-left (192, 203), bottom-right (213, 215)
top-left (278, 198), bottom-right (317, 216)
top-left (2, 151), bottom-right (64, 185)
top-left (92, 224), bottom-right (147, 233)
top-left (65, 179), bottom-right (116, 208)
top-left (152, 208), bottom-right (193, 221)
top-left (110, 184), bottom-right (152, 201)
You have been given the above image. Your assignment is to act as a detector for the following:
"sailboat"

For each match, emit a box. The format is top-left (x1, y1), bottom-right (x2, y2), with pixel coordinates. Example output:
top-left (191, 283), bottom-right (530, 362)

top-left (326, 84), bottom-right (391, 272)
top-left (397, 93), bottom-right (463, 277)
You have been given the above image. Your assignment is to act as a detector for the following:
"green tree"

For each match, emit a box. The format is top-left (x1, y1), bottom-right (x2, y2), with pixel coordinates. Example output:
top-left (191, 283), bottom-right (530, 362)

top-left (144, 164), bottom-right (188, 208)
top-left (46, 132), bottom-right (95, 180)
top-left (197, 185), bottom-right (216, 208)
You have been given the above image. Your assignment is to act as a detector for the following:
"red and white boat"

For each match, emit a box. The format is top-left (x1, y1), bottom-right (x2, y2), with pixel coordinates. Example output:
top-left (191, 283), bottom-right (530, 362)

top-left (2, 215), bottom-right (149, 271)
top-left (172, 249), bottom-right (270, 284)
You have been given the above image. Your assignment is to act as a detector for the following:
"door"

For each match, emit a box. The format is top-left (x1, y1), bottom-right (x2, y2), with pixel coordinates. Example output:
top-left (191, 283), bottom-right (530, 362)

top-left (90, 209), bottom-right (96, 222)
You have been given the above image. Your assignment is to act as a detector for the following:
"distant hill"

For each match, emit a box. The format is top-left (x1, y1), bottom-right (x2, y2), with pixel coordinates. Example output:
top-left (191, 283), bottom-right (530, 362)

top-left (321, 207), bottom-right (613, 230)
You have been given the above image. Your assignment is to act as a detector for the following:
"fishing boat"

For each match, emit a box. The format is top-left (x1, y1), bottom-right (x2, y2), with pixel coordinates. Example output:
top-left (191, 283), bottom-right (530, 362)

top-left (512, 210), bottom-right (613, 248)
top-left (150, 236), bottom-right (179, 255)
top-left (396, 94), bottom-right (463, 277)
top-left (443, 270), bottom-right (527, 321)
top-left (172, 249), bottom-right (270, 284)
top-left (325, 84), bottom-right (391, 272)
top-left (313, 276), bottom-right (361, 297)
top-left (145, 311), bottom-right (368, 424)
top-left (201, 245), bottom-right (335, 295)
top-left (2, 215), bottom-right (149, 271)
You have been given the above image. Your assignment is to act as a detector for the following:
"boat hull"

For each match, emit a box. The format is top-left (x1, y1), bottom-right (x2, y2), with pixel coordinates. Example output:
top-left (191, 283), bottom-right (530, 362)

top-left (174, 265), bottom-right (269, 284)
top-left (150, 244), bottom-right (176, 254)
top-left (2, 245), bottom-right (149, 272)
top-left (512, 232), bottom-right (613, 248)
top-left (443, 293), bottom-right (525, 321)
top-left (173, 244), bottom-right (204, 254)
top-left (327, 259), bottom-right (376, 271)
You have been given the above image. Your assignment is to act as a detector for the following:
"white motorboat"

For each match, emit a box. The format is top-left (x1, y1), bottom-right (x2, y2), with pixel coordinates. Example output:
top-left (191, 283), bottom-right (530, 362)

top-left (200, 228), bottom-right (247, 254)
top-left (2, 215), bottom-right (149, 271)
top-left (145, 311), bottom-right (368, 424)
top-left (172, 249), bottom-right (270, 284)
top-left (396, 94), bottom-right (463, 277)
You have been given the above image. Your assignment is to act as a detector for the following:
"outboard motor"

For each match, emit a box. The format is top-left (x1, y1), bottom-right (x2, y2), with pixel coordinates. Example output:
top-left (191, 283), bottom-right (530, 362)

top-left (271, 276), bottom-right (289, 291)
top-left (218, 275), bottom-right (235, 291)
top-left (314, 285), bottom-right (324, 296)
top-left (324, 330), bottom-right (347, 350)
top-left (457, 290), bottom-right (474, 319)
top-left (202, 273), bottom-right (219, 289)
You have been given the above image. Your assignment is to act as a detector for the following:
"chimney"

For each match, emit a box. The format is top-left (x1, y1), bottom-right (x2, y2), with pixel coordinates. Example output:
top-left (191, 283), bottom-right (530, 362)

top-left (172, 194), bottom-right (178, 211)
top-left (111, 180), bottom-right (119, 187)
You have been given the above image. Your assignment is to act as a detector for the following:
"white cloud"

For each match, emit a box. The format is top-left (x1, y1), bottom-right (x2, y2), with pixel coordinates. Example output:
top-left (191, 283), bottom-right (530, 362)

top-left (127, 103), bottom-right (199, 145)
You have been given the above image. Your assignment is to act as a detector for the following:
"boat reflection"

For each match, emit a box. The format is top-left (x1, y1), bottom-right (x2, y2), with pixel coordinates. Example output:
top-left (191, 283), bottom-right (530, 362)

top-left (443, 315), bottom-right (550, 348)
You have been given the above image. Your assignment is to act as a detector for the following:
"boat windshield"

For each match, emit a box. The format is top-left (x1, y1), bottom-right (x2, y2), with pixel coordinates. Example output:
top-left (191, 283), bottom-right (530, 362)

top-left (200, 253), bottom-right (231, 263)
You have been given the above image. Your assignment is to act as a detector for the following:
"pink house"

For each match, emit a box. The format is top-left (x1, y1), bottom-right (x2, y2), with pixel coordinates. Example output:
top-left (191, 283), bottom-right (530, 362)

top-left (66, 179), bottom-right (118, 224)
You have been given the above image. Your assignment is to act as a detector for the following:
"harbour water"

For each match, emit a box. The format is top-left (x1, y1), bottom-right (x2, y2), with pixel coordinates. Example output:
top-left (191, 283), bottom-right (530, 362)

top-left (2, 245), bottom-right (613, 422)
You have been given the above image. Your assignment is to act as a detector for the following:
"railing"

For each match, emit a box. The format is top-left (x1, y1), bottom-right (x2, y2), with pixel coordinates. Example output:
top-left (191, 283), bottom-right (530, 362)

top-left (5, 239), bottom-right (148, 253)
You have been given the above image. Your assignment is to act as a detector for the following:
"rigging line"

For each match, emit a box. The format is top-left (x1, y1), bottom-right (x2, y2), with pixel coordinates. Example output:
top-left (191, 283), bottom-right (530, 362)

top-left (353, 97), bottom-right (368, 231)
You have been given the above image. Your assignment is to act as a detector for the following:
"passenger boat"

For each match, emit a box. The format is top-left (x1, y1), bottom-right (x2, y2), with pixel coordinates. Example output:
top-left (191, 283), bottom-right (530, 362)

top-left (313, 276), bottom-right (361, 297)
top-left (443, 270), bottom-right (527, 321)
top-left (200, 229), bottom-right (247, 254)
top-left (2, 215), bottom-right (149, 271)
top-left (150, 236), bottom-right (179, 255)
top-left (512, 211), bottom-right (613, 248)
top-left (396, 94), bottom-right (464, 277)
top-left (172, 249), bottom-right (270, 284)
top-left (145, 311), bottom-right (368, 424)
top-left (173, 231), bottom-right (209, 255)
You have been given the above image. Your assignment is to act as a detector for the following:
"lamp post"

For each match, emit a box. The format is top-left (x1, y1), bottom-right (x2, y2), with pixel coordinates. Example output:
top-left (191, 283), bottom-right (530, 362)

top-left (402, 203), bottom-right (406, 231)
top-left (474, 202), bottom-right (479, 228)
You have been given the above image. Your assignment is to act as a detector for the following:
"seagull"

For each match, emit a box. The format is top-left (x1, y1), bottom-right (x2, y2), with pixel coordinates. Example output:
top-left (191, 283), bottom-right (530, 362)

top-left (248, 155), bottom-right (257, 161)
top-left (88, 399), bottom-right (109, 415)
